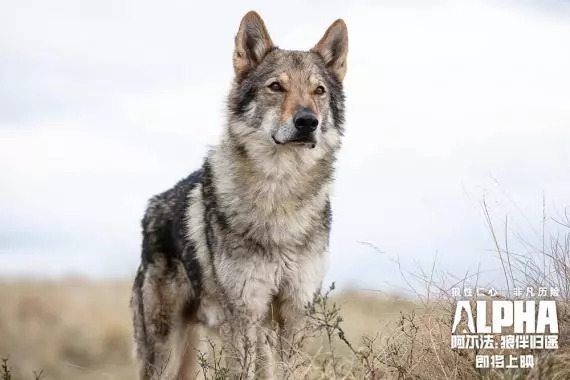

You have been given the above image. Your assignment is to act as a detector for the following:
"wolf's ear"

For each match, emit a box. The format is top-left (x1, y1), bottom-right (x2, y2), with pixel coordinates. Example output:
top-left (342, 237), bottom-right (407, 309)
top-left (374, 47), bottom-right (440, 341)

top-left (233, 11), bottom-right (275, 78)
top-left (311, 19), bottom-right (348, 81)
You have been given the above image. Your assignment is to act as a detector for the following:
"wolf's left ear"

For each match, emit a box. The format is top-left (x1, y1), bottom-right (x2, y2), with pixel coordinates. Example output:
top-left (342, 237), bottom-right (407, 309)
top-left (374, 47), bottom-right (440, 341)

top-left (233, 11), bottom-right (275, 78)
top-left (311, 19), bottom-right (348, 81)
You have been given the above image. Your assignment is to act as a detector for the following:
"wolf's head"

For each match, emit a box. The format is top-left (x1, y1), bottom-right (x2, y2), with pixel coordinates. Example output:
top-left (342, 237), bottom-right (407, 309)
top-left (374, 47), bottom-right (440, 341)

top-left (226, 11), bottom-right (347, 159)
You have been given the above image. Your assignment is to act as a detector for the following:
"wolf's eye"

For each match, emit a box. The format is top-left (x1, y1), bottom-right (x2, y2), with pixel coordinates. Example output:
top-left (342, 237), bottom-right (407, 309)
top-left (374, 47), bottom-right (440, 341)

top-left (268, 82), bottom-right (284, 92)
top-left (315, 86), bottom-right (326, 95)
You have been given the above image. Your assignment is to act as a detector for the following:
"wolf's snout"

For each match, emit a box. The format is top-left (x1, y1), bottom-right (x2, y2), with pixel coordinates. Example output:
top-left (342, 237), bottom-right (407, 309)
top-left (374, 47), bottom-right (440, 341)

top-left (294, 109), bottom-right (319, 134)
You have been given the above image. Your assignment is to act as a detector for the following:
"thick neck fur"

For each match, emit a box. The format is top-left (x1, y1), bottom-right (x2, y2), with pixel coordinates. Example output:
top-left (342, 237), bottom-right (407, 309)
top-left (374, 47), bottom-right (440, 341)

top-left (208, 126), bottom-right (336, 246)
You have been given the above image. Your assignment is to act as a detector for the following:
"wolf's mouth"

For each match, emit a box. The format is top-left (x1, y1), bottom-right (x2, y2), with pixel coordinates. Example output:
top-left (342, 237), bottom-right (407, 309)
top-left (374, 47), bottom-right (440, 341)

top-left (289, 137), bottom-right (316, 149)
top-left (272, 135), bottom-right (316, 149)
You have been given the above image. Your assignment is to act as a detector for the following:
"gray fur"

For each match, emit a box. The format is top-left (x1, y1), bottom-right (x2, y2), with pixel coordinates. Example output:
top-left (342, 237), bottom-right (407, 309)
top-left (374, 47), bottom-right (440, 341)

top-left (130, 11), bottom-right (348, 379)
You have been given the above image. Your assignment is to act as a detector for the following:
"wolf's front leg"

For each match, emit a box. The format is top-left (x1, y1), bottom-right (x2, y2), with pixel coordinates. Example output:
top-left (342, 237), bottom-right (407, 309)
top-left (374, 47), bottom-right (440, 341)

top-left (221, 317), bottom-right (278, 380)
top-left (276, 299), bottom-right (307, 366)
top-left (255, 318), bottom-right (278, 380)
top-left (276, 251), bottom-right (329, 371)
top-left (221, 317), bottom-right (258, 379)
top-left (216, 254), bottom-right (278, 379)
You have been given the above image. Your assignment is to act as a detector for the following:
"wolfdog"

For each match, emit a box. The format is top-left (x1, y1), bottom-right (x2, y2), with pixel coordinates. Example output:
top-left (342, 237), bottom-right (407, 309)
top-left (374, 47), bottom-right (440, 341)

top-left (130, 10), bottom-right (348, 379)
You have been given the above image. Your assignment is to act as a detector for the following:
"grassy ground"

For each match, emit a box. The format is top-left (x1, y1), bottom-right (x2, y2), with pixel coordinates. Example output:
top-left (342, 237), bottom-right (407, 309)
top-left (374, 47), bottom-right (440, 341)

top-left (3, 209), bottom-right (569, 379)
top-left (0, 279), bottom-right (135, 380)
top-left (0, 279), bottom-right (415, 380)
top-left (2, 212), bottom-right (568, 379)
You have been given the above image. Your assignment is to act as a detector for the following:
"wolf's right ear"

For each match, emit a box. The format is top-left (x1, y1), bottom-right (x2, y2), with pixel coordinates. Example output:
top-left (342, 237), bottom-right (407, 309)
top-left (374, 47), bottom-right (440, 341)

top-left (311, 19), bottom-right (348, 82)
top-left (233, 11), bottom-right (275, 78)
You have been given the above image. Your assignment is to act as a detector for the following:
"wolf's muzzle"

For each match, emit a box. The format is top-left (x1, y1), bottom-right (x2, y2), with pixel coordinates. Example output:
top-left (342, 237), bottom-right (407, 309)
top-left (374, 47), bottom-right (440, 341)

top-left (272, 108), bottom-right (319, 148)
top-left (294, 108), bottom-right (319, 135)
top-left (286, 108), bottom-right (318, 148)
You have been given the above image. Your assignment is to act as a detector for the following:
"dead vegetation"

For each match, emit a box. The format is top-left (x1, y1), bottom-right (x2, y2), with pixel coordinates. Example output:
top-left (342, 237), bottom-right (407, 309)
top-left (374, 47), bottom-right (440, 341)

top-left (0, 280), bottom-right (134, 380)
top-left (1, 206), bottom-right (569, 379)
top-left (0, 280), bottom-right (415, 379)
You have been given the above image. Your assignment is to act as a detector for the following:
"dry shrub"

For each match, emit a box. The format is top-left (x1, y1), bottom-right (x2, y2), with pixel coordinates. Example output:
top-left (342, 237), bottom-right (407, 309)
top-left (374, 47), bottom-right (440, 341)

top-left (1, 205), bottom-right (569, 379)
top-left (361, 203), bottom-right (570, 380)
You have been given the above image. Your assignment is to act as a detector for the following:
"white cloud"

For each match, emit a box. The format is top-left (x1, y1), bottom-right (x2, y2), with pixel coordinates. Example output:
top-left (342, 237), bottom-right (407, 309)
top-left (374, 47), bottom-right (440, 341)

top-left (1, 0), bottom-right (569, 289)
top-left (0, 122), bottom-right (161, 175)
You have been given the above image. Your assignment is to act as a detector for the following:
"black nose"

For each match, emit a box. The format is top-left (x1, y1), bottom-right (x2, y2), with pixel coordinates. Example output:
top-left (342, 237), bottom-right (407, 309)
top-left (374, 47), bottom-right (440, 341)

top-left (293, 109), bottom-right (319, 134)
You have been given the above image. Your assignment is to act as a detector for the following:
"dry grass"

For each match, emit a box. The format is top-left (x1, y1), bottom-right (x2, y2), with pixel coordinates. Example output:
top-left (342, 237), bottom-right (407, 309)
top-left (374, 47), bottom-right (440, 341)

top-left (1, 207), bottom-right (568, 379)
top-left (0, 279), bottom-right (135, 380)
top-left (0, 280), bottom-right (414, 380)
top-left (2, 276), bottom-right (564, 379)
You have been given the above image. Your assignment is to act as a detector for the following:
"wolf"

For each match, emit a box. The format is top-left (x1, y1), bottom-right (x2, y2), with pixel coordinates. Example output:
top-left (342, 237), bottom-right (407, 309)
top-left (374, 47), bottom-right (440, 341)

top-left (130, 10), bottom-right (348, 379)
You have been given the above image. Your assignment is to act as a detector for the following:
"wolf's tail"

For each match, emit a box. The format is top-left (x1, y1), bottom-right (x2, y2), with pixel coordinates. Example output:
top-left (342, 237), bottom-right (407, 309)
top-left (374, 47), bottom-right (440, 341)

top-left (130, 265), bottom-right (151, 379)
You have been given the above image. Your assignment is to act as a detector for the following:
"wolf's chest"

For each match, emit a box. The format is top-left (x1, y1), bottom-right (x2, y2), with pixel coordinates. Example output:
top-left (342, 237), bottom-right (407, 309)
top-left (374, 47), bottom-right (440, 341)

top-left (196, 242), bottom-right (328, 328)
top-left (221, 184), bottom-right (329, 247)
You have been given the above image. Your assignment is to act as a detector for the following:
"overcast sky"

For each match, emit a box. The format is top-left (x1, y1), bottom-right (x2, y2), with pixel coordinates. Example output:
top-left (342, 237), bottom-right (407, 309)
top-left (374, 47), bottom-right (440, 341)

top-left (1, 0), bottom-right (569, 292)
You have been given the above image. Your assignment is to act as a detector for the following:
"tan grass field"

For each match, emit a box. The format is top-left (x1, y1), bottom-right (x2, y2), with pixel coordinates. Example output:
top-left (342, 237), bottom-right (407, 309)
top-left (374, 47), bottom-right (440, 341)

top-left (0, 279), bottom-right (415, 380)
top-left (2, 270), bottom-right (568, 380)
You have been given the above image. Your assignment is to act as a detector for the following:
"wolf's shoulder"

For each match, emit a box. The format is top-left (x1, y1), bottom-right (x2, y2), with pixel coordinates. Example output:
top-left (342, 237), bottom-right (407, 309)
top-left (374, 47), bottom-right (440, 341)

top-left (140, 168), bottom-right (204, 264)
top-left (143, 168), bottom-right (204, 226)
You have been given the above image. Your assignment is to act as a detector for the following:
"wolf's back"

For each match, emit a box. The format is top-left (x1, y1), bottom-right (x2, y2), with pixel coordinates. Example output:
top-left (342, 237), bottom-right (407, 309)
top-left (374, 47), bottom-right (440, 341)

top-left (140, 169), bottom-right (204, 267)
